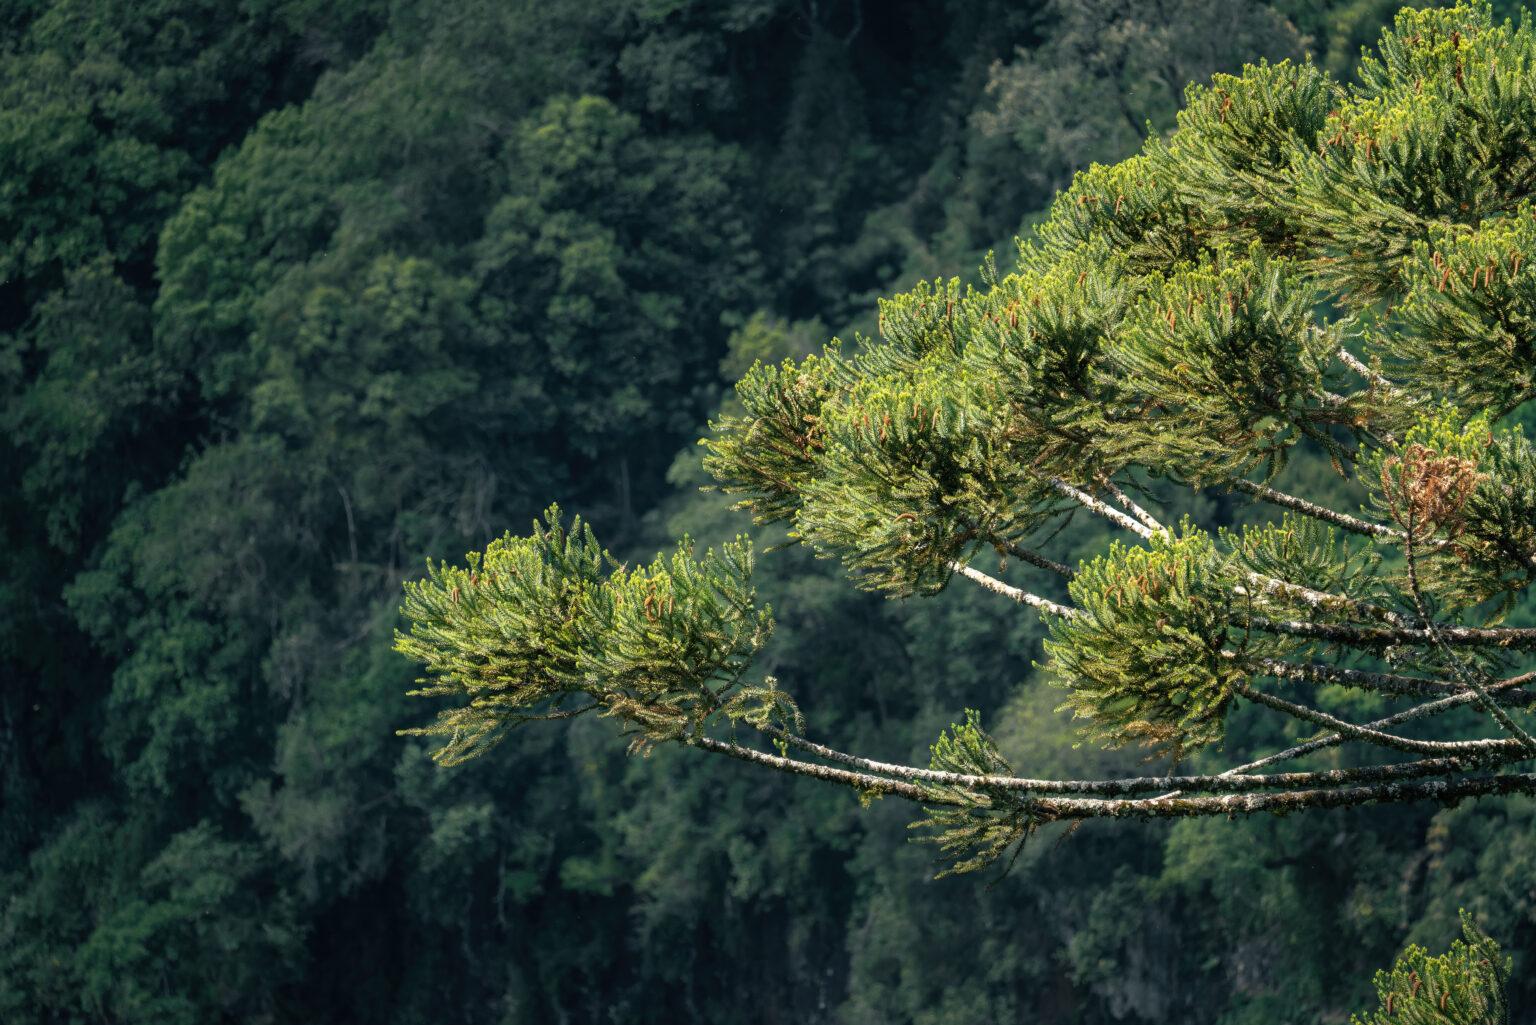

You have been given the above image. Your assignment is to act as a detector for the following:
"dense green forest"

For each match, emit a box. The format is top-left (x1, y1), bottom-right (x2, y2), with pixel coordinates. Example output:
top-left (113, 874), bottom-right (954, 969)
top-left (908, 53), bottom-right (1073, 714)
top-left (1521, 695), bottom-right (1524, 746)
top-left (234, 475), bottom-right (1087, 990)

top-left (2, 1), bottom-right (1533, 1022)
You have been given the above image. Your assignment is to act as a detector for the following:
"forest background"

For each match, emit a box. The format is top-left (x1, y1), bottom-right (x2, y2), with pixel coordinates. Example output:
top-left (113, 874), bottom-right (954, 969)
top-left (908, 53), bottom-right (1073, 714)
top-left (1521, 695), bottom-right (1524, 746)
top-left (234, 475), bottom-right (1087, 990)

top-left (3, 1), bottom-right (1535, 1022)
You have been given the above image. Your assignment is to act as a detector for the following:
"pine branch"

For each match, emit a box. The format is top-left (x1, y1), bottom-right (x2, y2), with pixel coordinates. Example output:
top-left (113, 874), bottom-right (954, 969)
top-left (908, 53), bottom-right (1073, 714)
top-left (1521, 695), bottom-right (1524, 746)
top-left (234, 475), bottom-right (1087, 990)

top-left (688, 735), bottom-right (936, 801)
top-left (991, 537), bottom-right (1076, 579)
top-left (963, 515), bottom-right (1076, 579)
top-left (398, 8), bottom-right (1536, 857)
top-left (1054, 476), bottom-right (1410, 627)
top-left (1242, 616), bottom-right (1536, 650)
top-left (1024, 773), bottom-right (1536, 822)
top-left (1232, 572), bottom-right (1412, 627)
top-left (1253, 657), bottom-right (1536, 704)
top-left (1336, 347), bottom-right (1397, 394)
top-left (755, 722), bottom-right (1503, 796)
top-left (691, 727), bottom-right (1536, 820)
top-left (1095, 474), bottom-right (1165, 533)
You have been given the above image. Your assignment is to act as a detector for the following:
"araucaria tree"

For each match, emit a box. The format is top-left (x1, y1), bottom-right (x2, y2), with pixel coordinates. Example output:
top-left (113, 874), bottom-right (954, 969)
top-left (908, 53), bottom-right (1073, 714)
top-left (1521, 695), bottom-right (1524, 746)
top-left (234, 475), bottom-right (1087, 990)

top-left (396, 2), bottom-right (1536, 883)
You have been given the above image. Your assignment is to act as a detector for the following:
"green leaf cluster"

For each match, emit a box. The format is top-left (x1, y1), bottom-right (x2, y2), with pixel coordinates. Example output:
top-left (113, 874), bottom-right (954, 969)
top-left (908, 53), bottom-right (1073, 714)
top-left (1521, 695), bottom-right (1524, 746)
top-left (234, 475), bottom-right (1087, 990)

top-left (1352, 911), bottom-right (1510, 1024)
top-left (909, 711), bottom-right (1035, 878)
top-left (1293, 4), bottom-right (1536, 304)
top-left (702, 2), bottom-right (1536, 777)
top-left (1045, 528), bottom-right (1246, 758)
top-left (1223, 513), bottom-right (1387, 604)
top-left (1152, 58), bottom-right (1335, 249)
top-left (1396, 207), bottom-right (1536, 411)
top-left (396, 507), bottom-right (773, 762)
top-left (1103, 245), bottom-right (1350, 480)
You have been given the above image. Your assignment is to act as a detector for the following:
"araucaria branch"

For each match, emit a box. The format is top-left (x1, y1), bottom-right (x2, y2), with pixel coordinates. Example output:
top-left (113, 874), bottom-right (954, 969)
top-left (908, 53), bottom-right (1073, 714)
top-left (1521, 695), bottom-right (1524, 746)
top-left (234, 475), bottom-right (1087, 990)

top-left (398, 3), bottom-right (1536, 877)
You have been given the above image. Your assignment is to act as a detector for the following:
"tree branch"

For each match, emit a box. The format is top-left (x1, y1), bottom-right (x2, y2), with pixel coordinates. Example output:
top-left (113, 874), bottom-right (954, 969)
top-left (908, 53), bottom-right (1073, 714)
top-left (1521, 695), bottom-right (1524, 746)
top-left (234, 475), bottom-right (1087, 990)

top-left (1252, 657), bottom-right (1536, 704)
top-left (1048, 477), bottom-right (1157, 538)
top-left (1234, 682), bottom-right (1519, 757)
top-left (989, 535), bottom-right (1076, 579)
top-left (1225, 674), bottom-right (1536, 775)
top-left (1027, 773), bottom-right (1536, 821)
top-left (1242, 615), bottom-right (1536, 650)
top-left (1403, 515), bottom-right (1536, 754)
top-left (755, 722), bottom-right (1499, 796)
top-left (1095, 474), bottom-right (1165, 533)
top-left (693, 730), bottom-right (1536, 821)
top-left (1336, 347), bottom-right (1397, 393)
top-left (948, 561), bottom-right (1075, 616)
top-left (1226, 476), bottom-right (1402, 541)
top-left (688, 735), bottom-right (937, 802)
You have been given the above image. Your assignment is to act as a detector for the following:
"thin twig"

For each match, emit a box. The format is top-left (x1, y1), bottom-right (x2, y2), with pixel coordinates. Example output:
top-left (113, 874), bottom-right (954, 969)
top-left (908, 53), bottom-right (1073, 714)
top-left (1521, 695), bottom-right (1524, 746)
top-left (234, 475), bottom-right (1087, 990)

top-left (992, 537), bottom-right (1075, 579)
top-left (1252, 657), bottom-right (1536, 703)
top-left (689, 735), bottom-right (937, 802)
top-left (1242, 615), bottom-right (1536, 649)
top-left (1226, 675), bottom-right (1536, 775)
top-left (1058, 476), bottom-right (1407, 625)
top-left (1336, 347), bottom-right (1396, 392)
top-left (1232, 574), bottom-right (1412, 628)
top-left (692, 733), bottom-right (1536, 819)
top-left (1027, 773), bottom-right (1536, 821)
top-left (756, 724), bottom-right (1495, 796)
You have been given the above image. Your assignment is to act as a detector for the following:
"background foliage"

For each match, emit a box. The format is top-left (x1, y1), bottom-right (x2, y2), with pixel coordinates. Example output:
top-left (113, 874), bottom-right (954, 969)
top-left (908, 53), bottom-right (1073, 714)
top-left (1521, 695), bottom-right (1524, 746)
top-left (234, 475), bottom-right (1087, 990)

top-left (2, 1), bottom-right (1532, 1022)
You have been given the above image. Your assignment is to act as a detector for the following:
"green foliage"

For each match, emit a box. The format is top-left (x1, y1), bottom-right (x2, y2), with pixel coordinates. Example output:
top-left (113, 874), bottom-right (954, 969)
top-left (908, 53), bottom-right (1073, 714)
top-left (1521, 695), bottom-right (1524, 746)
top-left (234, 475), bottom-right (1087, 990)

top-left (976, 241), bottom-right (1135, 477)
top-left (397, 507), bottom-right (773, 762)
top-left (1361, 405), bottom-right (1536, 606)
top-left (909, 711), bottom-right (1035, 877)
top-left (1396, 207), bottom-right (1536, 412)
top-left (1292, 3), bottom-right (1536, 304)
top-left (794, 355), bottom-right (1030, 596)
top-left (0, 810), bottom-right (303, 1025)
top-left (1352, 911), bottom-right (1510, 1024)
top-left (1222, 513), bottom-right (1386, 604)
top-left (395, 508), bottom-right (608, 763)
top-left (709, 267), bottom-right (1097, 595)
top-left (1045, 527), bottom-right (1248, 757)
top-left (1103, 245), bottom-right (1351, 480)
top-left (475, 93), bottom-right (763, 454)
top-left (1459, 424), bottom-right (1536, 586)
top-left (697, 2), bottom-right (1536, 787)
top-left (1151, 59), bottom-right (1335, 250)
top-left (704, 346), bottom-right (845, 526)
top-left (1034, 156), bottom-right (1211, 274)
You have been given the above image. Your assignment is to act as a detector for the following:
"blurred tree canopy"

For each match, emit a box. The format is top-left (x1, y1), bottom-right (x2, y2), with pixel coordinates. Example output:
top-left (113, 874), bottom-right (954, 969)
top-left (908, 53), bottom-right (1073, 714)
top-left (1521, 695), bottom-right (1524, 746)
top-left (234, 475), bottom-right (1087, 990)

top-left (2, 2), bottom-right (1531, 1023)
